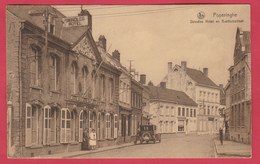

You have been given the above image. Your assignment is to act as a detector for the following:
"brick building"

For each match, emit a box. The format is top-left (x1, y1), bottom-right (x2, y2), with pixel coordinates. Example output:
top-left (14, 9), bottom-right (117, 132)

top-left (96, 39), bottom-right (133, 144)
top-left (139, 74), bottom-right (151, 125)
top-left (228, 27), bottom-right (251, 144)
top-left (7, 5), bottom-right (120, 157)
top-left (131, 78), bottom-right (143, 137)
top-left (161, 61), bottom-right (222, 134)
top-left (145, 83), bottom-right (197, 134)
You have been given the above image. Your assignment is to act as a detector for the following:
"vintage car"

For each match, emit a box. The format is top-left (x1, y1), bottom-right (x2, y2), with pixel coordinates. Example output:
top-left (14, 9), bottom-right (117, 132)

top-left (134, 125), bottom-right (161, 144)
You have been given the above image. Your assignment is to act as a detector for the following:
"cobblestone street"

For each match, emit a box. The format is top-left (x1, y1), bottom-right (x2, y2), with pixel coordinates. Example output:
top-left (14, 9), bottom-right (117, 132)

top-left (76, 134), bottom-right (216, 158)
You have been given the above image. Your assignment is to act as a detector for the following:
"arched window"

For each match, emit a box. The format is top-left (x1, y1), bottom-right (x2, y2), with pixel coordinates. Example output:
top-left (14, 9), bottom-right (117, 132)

top-left (30, 47), bottom-right (41, 86)
top-left (108, 78), bottom-right (114, 103)
top-left (43, 106), bottom-right (57, 145)
top-left (50, 55), bottom-right (59, 91)
top-left (82, 67), bottom-right (88, 95)
top-left (105, 113), bottom-right (111, 139)
top-left (25, 103), bottom-right (41, 146)
top-left (100, 75), bottom-right (105, 101)
top-left (79, 111), bottom-right (83, 142)
top-left (113, 114), bottom-right (118, 138)
top-left (70, 62), bottom-right (77, 94)
top-left (60, 108), bottom-right (71, 143)
top-left (97, 112), bottom-right (101, 140)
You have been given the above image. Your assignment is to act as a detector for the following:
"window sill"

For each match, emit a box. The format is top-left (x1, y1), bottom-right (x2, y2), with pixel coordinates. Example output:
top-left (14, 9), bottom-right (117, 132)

top-left (70, 141), bottom-right (79, 145)
top-left (49, 143), bottom-right (60, 146)
top-left (28, 145), bottom-right (43, 149)
top-left (50, 90), bottom-right (61, 94)
top-left (30, 86), bottom-right (43, 90)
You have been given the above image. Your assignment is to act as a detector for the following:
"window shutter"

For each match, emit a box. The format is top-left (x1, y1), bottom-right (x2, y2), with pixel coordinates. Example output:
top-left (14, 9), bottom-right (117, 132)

top-left (126, 118), bottom-right (128, 136)
top-left (50, 109), bottom-right (56, 143)
top-left (114, 115), bottom-right (118, 138)
top-left (60, 109), bottom-right (66, 143)
top-left (31, 108), bottom-right (38, 145)
top-left (50, 64), bottom-right (55, 91)
top-left (43, 106), bottom-right (49, 145)
top-left (79, 111), bottom-right (83, 142)
top-left (25, 103), bottom-right (32, 147)
top-left (66, 110), bottom-right (71, 143)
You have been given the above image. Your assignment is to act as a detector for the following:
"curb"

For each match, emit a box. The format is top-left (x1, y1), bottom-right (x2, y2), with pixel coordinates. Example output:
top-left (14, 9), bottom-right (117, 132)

top-left (213, 140), bottom-right (251, 158)
top-left (63, 143), bottom-right (136, 158)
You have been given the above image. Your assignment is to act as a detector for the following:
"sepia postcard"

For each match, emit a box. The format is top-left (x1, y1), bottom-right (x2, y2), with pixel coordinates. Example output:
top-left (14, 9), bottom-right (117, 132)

top-left (6, 4), bottom-right (251, 158)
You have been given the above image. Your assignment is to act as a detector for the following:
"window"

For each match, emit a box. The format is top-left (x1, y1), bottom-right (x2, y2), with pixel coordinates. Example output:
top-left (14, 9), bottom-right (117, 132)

top-left (178, 107), bottom-right (181, 116)
top-left (30, 47), bottom-right (41, 86)
top-left (241, 103), bottom-right (245, 126)
top-left (100, 75), bottom-right (105, 101)
top-left (82, 67), bottom-right (88, 94)
top-left (92, 73), bottom-right (97, 98)
top-left (207, 106), bottom-right (210, 115)
top-left (50, 55), bottom-right (59, 91)
top-left (190, 109), bottom-right (193, 117)
top-left (108, 78), bottom-right (114, 103)
top-left (106, 113), bottom-right (111, 139)
top-left (194, 109), bottom-right (196, 117)
top-left (43, 106), bottom-right (57, 145)
top-left (79, 111), bottom-right (83, 142)
top-left (25, 103), bottom-right (40, 146)
top-left (114, 114), bottom-right (118, 138)
top-left (70, 63), bottom-right (77, 94)
top-left (186, 108), bottom-right (189, 117)
top-left (97, 113), bottom-right (101, 140)
top-left (182, 108), bottom-right (185, 116)
top-left (89, 111), bottom-right (94, 130)
top-left (48, 15), bottom-right (55, 34)
top-left (60, 108), bottom-right (71, 143)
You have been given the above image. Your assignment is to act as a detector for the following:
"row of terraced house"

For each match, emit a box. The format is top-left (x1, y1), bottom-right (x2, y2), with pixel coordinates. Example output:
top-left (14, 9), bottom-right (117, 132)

top-left (6, 5), bottom-right (226, 157)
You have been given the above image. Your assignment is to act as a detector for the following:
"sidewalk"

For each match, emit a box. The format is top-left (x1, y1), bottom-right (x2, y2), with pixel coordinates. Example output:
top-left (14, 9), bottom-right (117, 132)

top-left (214, 139), bottom-right (251, 157)
top-left (38, 142), bottom-right (135, 158)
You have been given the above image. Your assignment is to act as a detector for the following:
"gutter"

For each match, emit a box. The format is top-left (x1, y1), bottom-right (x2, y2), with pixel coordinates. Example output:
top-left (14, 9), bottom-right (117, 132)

top-left (18, 20), bottom-right (25, 157)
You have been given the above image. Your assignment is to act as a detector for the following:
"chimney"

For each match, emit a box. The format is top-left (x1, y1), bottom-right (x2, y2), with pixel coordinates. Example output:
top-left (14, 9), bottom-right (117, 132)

top-left (78, 9), bottom-right (92, 31)
top-left (160, 82), bottom-right (166, 89)
top-left (98, 35), bottom-right (106, 51)
top-left (168, 62), bottom-right (172, 73)
top-left (203, 68), bottom-right (208, 77)
top-left (112, 50), bottom-right (120, 62)
top-left (181, 61), bottom-right (187, 71)
top-left (140, 74), bottom-right (146, 85)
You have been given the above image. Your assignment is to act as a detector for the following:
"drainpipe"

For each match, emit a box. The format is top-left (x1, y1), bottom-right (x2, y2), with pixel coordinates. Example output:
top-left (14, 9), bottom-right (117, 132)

top-left (18, 21), bottom-right (25, 157)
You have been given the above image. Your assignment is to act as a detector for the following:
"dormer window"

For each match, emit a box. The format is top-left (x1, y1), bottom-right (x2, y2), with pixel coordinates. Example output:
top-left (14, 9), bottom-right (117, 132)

top-left (48, 15), bottom-right (55, 34)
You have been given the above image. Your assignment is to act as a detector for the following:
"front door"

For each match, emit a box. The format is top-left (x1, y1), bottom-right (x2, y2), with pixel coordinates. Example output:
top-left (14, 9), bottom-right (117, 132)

top-left (121, 114), bottom-right (126, 142)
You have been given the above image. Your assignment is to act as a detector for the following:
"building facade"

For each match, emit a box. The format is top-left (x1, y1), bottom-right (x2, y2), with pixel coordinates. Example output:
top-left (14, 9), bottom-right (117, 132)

top-left (131, 79), bottom-right (143, 137)
top-left (140, 75), bottom-right (151, 125)
top-left (96, 39), bottom-right (134, 144)
top-left (228, 28), bottom-right (251, 144)
top-left (224, 82), bottom-right (231, 140)
top-left (161, 61), bottom-right (222, 134)
top-left (145, 83), bottom-right (197, 134)
top-left (7, 5), bottom-right (120, 157)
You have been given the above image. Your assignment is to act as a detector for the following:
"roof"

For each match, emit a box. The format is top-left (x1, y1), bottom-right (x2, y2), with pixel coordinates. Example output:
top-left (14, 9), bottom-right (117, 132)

top-left (61, 26), bottom-right (88, 45)
top-left (145, 85), bottom-right (197, 107)
top-left (7, 5), bottom-right (90, 46)
top-left (185, 67), bottom-right (218, 88)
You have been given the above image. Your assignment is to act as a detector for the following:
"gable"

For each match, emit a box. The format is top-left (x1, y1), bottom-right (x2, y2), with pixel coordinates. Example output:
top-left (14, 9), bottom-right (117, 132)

top-left (72, 36), bottom-right (96, 60)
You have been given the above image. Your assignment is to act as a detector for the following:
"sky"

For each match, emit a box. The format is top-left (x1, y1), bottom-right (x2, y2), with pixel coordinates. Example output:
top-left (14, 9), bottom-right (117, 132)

top-left (54, 5), bottom-right (250, 86)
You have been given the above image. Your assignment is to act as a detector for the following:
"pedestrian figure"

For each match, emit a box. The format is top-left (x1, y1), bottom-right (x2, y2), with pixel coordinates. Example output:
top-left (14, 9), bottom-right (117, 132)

top-left (89, 129), bottom-right (97, 150)
top-left (134, 127), bottom-right (141, 144)
top-left (82, 128), bottom-right (89, 150)
top-left (219, 127), bottom-right (223, 145)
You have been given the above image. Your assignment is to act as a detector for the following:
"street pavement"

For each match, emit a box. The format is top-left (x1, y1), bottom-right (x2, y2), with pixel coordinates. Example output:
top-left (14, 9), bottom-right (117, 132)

top-left (75, 133), bottom-right (217, 158)
top-left (214, 139), bottom-right (251, 158)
